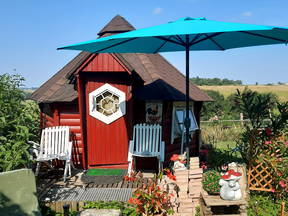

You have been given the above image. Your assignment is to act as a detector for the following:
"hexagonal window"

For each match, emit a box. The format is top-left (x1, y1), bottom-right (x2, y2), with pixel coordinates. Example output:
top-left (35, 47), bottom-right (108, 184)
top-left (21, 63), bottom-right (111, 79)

top-left (89, 84), bottom-right (126, 124)
top-left (95, 90), bottom-right (120, 116)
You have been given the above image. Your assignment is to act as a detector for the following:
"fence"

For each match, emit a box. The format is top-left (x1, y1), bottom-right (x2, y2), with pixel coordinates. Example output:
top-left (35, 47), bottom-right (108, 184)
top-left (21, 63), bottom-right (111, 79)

top-left (44, 201), bottom-right (85, 213)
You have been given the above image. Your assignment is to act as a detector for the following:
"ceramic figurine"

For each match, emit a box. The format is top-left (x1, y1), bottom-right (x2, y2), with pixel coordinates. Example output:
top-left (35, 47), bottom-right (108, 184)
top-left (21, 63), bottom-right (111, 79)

top-left (170, 152), bottom-right (187, 171)
top-left (219, 169), bottom-right (242, 200)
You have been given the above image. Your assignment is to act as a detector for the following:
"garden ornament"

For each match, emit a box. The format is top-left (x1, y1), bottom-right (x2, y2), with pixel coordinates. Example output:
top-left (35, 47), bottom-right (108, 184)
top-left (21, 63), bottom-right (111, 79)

top-left (219, 169), bottom-right (242, 200)
top-left (170, 153), bottom-right (187, 171)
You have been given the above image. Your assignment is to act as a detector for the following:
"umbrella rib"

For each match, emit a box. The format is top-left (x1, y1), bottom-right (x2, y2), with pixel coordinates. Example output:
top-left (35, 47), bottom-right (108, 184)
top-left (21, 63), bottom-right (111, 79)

top-left (155, 36), bottom-right (185, 46)
top-left (93, 37), bottom-right (138, 52)
top-left (189, 34), bottom-right (202, 46)
top-left (189, 32), bottom-right (223, 47)
top-left (240, 31), bottom-right (286, 43)
top-left (175, 35), bottom-right (186, 44)
top-left (204, 34), bottom-right (225, 50)
top-left (153, 36), bottom-right (172, 53)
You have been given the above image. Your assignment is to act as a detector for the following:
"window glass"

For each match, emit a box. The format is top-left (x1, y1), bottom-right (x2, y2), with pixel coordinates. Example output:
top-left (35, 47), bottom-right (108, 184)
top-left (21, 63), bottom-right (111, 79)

top-left (172, 108), bottom-right (198, 142)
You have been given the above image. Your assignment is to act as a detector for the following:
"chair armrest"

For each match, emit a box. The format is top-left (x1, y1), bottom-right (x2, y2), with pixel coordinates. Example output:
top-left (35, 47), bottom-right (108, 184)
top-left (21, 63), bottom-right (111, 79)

top-left (128, 140), bottom-right (134, 153)
top-left (28, 141), bottom-right (40, 158)
top-left (160, 141), bottom-right (165, 162)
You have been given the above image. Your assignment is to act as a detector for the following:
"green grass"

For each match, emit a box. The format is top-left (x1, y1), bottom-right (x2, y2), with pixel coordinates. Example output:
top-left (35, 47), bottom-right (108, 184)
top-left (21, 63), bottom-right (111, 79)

top-left (86, 169), bottom-right (124, 176)
top-left (199, 85), bottom-right (288, 102)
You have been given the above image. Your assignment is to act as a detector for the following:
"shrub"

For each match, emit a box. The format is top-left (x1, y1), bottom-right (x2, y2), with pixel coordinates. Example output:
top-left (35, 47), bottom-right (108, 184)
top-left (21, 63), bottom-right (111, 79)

top-left (0, 74), bottom-right (40, 172)
top-left (202, 170), bottom-right (221, 195)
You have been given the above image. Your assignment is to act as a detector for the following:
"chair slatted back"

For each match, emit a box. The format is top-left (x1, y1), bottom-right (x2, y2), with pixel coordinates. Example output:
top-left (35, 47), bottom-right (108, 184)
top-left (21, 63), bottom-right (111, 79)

top-left (133, 124), bottom-right (162, 154)
top-left (39, 126), bottom-right (70, 157)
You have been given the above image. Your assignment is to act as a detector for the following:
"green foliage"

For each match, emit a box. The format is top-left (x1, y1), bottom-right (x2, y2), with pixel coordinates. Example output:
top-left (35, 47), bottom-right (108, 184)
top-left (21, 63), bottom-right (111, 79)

top-left (83, 201), bottom-right (137, 216)
top-left (201, 90), bottom-right (228, 120)
top-left (0, 74), bottom-right (40, 172)
top-left (201, 87), bottom-right (279, 121)
top-left (207, 147), bottom-right (243, 170)
top-left (202, 170), bottom-right (221, 194)
top-left (247, 193), bottom-right (282, 216)
top-left (191, 76), bottom-right (242, 86)
top-left (194, 205), bottom-right (200, 216)
top-left (234, 88), bottom-right (288, 163)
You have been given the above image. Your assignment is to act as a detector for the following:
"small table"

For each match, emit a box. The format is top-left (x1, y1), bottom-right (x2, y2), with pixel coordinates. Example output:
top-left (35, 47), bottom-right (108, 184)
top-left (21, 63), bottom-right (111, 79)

top-left (200, 192), bottom-right (247, 216)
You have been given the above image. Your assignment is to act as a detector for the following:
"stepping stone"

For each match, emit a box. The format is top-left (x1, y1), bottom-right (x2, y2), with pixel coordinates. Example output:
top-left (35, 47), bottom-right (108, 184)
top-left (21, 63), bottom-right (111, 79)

top-left (78, 209), bottom-right (121, 216)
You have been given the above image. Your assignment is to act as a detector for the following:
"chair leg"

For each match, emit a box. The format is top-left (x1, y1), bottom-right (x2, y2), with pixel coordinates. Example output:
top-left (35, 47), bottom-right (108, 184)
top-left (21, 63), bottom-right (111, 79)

top-left (35, 162), bottom-right (41, 176)
top-left (63, 161), bottom-right (69, 182)
top-left (127, 160), bottom-right (132, 177)
top-left (68, 161), bottom-right (71, 176)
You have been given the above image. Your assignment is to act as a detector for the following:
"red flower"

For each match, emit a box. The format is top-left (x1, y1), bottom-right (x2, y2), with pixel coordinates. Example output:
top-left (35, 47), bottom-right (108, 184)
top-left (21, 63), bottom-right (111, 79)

top-left (199, 149), bottom-right (209, 155)
top-left (128, 197), bottom-right (142, 205)
top-left (279, 180), bottom-right (286, 188)
top-left (167, 172), bottom-right (176, 181)
top-left (170, 154), bottom-right (179, 161)
top-left (265, 128), bottom-right (272, 136)
top-left (201, 164), bottom-right (207, 169)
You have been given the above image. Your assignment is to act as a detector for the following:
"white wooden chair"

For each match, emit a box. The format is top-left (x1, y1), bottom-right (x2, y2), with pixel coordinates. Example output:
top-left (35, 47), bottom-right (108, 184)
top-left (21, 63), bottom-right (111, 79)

top-left (127, 124), bottom-right (165, 175)
top-left (29, 126), bottom-right (73, 182)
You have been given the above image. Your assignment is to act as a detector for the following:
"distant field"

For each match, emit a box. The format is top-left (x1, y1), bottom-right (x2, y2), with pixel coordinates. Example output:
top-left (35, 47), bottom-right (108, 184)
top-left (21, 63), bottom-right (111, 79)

top-left (199, 85), bottom-right (288, 102)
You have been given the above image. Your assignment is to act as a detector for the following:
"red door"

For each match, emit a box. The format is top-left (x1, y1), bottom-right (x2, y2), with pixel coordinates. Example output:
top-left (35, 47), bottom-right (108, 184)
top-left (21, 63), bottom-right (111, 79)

top-left (85, 75), bottom-right (130, 167)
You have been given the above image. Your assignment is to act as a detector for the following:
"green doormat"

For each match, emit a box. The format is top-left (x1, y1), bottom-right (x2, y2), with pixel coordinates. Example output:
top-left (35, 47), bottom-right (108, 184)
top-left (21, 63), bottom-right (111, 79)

top-left (81, 169), bottom-right (127, 185)
top-left (86, 169), bottom-right (124, 176)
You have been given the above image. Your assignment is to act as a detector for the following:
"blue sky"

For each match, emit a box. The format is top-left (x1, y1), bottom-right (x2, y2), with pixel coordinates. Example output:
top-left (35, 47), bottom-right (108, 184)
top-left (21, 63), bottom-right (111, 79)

top-left (0, 0), bottom-right (287, 87)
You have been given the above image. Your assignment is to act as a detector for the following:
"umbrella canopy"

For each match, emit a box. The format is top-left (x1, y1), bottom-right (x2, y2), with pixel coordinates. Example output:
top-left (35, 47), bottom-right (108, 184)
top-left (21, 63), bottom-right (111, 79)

top-left (58, 17), bottom-right (288, 168)
top-left (58, 17), bottom-right (288, 53)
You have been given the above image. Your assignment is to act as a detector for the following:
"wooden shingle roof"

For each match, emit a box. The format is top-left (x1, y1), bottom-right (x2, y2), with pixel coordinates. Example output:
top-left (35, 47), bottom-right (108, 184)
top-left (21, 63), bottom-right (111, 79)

top-left (31, 15), bottom-right (211, 103)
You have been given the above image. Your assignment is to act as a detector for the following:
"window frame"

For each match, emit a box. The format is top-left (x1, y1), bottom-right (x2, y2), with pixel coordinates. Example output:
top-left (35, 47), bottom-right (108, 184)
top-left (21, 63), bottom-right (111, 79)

top-left (171, 102), bottom-right (199, 144)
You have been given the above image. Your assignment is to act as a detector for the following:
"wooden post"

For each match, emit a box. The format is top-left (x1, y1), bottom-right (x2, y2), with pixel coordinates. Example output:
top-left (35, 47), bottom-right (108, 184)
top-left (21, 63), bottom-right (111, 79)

top-left (240, 113), bottom-right (244, 126)
top-left (281, 201), bottom-right (285, 216)
top-left (77, 74), bottom-right (88, 169)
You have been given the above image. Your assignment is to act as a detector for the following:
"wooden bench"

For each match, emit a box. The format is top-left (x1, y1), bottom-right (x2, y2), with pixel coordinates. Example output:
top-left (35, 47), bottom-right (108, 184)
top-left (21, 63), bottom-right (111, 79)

top-left (200, 192), bottom-right (247, 216)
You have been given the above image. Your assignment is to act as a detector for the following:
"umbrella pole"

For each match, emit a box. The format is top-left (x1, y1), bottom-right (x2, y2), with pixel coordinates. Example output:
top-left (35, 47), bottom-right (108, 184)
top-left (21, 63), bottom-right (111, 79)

top-left (185, 36), bottom-right (190, 170)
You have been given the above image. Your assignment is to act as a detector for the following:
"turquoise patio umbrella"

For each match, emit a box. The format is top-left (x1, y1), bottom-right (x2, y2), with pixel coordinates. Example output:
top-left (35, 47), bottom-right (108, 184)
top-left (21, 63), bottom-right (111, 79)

top-left (58, 17), bottom-right (288, 168)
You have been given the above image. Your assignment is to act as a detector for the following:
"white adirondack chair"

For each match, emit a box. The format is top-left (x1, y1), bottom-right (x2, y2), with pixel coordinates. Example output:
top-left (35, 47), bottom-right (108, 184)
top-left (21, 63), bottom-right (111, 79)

top-left (127, 124), bottom-right (165, 175)
top-left (29, 126), bottom-right (73, 182)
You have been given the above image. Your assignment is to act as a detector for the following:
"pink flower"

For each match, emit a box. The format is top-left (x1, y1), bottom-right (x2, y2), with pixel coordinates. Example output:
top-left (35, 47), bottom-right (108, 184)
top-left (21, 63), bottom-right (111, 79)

top-left (279, 180), bottom-right (286, 188)
top-left (201, 164), bottom-right (207, 169)
top-left (285, 142), bottom-right (288, 147)
top-left (264, 141), bottom-right (272, 145)
top-left (271, 188), bottom-right (275, 193)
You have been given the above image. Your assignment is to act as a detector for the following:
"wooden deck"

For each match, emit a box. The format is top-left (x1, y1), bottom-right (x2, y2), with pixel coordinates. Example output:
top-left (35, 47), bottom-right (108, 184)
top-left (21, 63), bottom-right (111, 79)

top-left (37, 169), bottom-right (149, 202)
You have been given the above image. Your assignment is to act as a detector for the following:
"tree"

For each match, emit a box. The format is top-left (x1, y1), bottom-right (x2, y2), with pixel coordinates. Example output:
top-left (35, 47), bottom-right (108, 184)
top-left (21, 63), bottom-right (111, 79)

top-left (201, 90), bottom-right (227, 120)
top-left (0, 74), bottom-right (40, 172)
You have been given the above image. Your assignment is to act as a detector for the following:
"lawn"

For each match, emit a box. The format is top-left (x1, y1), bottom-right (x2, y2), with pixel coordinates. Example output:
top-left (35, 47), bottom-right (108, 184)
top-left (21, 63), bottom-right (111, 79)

top-left (199, 85), bottom-right (288, 102)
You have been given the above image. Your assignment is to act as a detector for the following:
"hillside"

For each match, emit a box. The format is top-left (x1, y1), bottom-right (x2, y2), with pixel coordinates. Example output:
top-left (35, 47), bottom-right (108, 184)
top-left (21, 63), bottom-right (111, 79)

top-left (198, 85), bottom-right (288, 102)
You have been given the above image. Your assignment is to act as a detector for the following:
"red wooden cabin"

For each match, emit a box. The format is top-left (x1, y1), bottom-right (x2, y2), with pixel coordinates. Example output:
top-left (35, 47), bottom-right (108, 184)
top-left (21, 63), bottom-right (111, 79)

top-left (31, 15), bottom-right (211, 170)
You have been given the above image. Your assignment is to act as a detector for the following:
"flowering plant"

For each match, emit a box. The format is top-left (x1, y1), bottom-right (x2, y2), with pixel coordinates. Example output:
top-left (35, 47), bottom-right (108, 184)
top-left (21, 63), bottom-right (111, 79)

top-left (202, 170), bottom-right (221, 195)
top-left (124, 171), bottom-right (175, 215)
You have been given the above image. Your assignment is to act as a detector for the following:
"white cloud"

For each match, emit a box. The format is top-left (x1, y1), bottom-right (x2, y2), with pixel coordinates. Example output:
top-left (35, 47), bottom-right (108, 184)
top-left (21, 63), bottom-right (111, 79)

top-left (153, 7), bottom-right (163, 15)
top-left (242, 11), bottom-right (253, 17)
